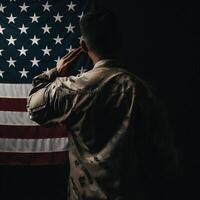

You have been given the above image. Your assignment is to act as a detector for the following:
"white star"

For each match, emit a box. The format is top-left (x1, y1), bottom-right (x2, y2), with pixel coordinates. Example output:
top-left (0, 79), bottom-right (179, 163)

top-left (18, 24), bottom-right (29, 34)
top-left (6, 35), bottom-right (17, 45)
top-left (53, 35), bottom-right (63, 45)
top-left (42, 46), bottom-right (52, 56)
top-left (18, 46), bottom-right (28, 56)
top-left (30, 57), bottom-right (40, 67)
top-left (54, 56), bottom-right (61, 64)
top-left (30, 13), bottom-right (40, 23)
top-left (78, 36), bottom-right (84, 44)
top-left (42, 1), bottom-right (52, 12)
top-left (78, 12), bottom-right (84, 20)
top-left (53, 13), bottom-right (63, 22)
top-left (44, 67), bottom-right (50, 73)
top-left (66, 45), bottom-right (74, 53)
top-left (30, 35), bottom-right (40, 45)
top-left (7, 57), bottom-right (16, 67)
top-left (19, 68), bottom-right (29, 78)
top-left (66, 23), bottom-right (75, 33)
top-left (42, 24), bottom-right (51, 34)
top-left (0, 69), bottom-right (4, 78)
top-left (19, 2), bottom-right (29, 12)
top-left (0, 25), bottom-right (5, 34)
top-left (0, 4), bottom-right (6, 13)
top-left (7, 13), bottom-right (16, 24)
top-left (67, 1), bottom-right (76, 11)
top-left (78, 66), bottom-right (87, 76)
top-left (0, 49), bottom-right (3, 56)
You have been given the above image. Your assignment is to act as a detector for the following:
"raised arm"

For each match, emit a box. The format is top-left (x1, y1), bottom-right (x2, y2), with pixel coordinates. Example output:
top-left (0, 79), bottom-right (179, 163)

top-left (27, 48), bottom-right (84, 126)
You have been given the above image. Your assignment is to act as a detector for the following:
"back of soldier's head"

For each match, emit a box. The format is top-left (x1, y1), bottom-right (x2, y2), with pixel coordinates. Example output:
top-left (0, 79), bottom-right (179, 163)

top-left (80, 10), bottom-right (120, 57)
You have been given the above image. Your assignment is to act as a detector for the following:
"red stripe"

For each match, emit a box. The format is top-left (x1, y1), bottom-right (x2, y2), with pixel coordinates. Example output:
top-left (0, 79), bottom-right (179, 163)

top-left (0, 98), bottom-right (27, 112)
top-left (0, 125), bottom-right (68, 139)
top-left (0, 152), bottom-right (68, 166)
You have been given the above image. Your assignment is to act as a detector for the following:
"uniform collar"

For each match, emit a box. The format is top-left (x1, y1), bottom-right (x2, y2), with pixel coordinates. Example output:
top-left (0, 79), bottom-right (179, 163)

top-left (93, 59), bottom-right (116, 69)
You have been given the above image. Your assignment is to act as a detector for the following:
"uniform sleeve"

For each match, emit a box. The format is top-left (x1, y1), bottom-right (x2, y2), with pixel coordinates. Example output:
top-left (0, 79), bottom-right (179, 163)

top-left (26, 68), bottom-right (94, 127)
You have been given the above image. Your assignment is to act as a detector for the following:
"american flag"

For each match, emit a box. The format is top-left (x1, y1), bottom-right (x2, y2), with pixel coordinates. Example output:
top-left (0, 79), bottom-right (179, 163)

top-left (0, 0), bottom-right (91, 165)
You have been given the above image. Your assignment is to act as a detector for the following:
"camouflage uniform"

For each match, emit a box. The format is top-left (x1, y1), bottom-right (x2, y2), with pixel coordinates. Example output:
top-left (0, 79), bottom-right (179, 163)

top-left (27, 60), bottom-right (157, 200)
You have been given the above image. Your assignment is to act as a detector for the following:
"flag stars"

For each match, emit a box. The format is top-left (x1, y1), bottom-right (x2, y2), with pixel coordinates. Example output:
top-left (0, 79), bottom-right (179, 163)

top-left (7, 57), bottom-right (16, 67)
top-left (78, 12), bottom-right (84, 20)
top-left (42, 1), bottom-right (52, 12)
top-left (19, 68), bottom-right (29, 78)
top-left (0, 3), bottom-right (89, 80)
top-left (42, 24), bottom-right (51, 34)
top-left (6, 35), bottom-right (17, 46)
top-left (19, 3), bottom-right (29, 12)
top-left (54, 56), bottom-right (61, 65)
top-left (18, 46), bottom-right (28, 56)
top-left (7, 14), bottom-right (16, 24)
top-left (30, 13), bottom-right (40, 23)
top-left (30, 57), bottom-right (40, 67)
top-left (66, 23), bottom-right (75, 33)
top-left (0, 69), bottom-right (4, 78)
top-left (0, 4), bottom-right (6, 13)
top-left (30, 35), bottom-right (40, 45)
top-left (19, 24), bottom-right (29, 34)
top-left (53, 35), bottom-right (63, 45)
top-left (67, 1), bottom-right (76, 11)
top-left (44, 67), bottom-right (50, 73)
top-left (0, 25), bottom-right (5, 34)
top-left (42, 46), bottom-right (52, 56)
top-left (53, 13), bottom-right (63, 22)
top-left (78, 36), bottom-right (84, 44)
top-left (0, 49), bottom-right (3, 56)
top-left (66, 45), bottom-right (74, 53)
top-left (78, 66), bottom-right (87, 76)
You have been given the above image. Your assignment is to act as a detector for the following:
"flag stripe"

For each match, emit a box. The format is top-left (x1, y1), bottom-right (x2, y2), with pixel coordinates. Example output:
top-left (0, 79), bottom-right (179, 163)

top-left (0, 84), bottom-right (32, 98)
top-left (0, 137), bottom-right (68, 153)
top-left (0, 152), bottom-right (68, 166)
top-left (0, 125), bottom-right (67, 139)
top-left (0, 98), bottom-right (27, 112)
top-left (0, 111), bottom-right (38, 126)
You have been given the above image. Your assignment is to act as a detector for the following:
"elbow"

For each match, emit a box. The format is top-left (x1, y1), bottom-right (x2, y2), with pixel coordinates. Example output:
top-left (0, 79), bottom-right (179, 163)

top-left (27, 108), bottom-right (61, 128)
top-left (27, 107), bottom-right (47, 125)
top-left (26, 88), bottom-right (48, 125)
top-left (27, 86), bottom-right (68, 127)
top-left (27, 98), bottom-right (60, 127)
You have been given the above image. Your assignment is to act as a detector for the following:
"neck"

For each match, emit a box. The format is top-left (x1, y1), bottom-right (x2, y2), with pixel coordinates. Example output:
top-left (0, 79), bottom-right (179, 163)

top-left (88, 52), bottom-right (101, 65)
top-left (88, 51), bottom-right (115, 65)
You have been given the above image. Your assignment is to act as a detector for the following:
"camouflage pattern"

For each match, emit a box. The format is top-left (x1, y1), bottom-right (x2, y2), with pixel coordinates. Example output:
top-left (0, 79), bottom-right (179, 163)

top-left (27, 60), bottom-right (159, 200)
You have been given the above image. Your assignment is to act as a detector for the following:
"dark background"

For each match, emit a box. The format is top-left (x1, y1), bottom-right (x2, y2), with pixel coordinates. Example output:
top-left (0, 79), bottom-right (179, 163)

top-left (0, 1), bottom-right (199, 200)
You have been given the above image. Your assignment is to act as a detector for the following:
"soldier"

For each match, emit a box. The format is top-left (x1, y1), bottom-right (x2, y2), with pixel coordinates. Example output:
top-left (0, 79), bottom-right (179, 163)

top-left (27, 11), bottom-right (178, 200)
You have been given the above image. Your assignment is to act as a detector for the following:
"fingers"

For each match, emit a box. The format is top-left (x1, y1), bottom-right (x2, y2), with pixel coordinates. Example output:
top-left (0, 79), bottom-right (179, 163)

top-left (63, 47), bottom-right (82, 59)
top-left (65, 49), bottom-right (83, 63)
top-left (65, 47), bottom-right (83, 61)
top-left (57, 47), bottom-right (83, 75)
top-left (63, 50), bottom-right (74, 59)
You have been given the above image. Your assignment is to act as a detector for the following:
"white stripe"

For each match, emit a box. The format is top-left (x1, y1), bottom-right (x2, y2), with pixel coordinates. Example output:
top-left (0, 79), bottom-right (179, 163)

top-left (0, 84), bottom-right (32, 98)
top-left (0, 111), bottom-right (38, 126)
top-left (0, 137), bottom-right (68, 153)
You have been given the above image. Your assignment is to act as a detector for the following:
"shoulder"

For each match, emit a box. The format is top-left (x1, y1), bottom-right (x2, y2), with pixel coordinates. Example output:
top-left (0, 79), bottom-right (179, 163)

top-left (62, 67), bottom-right (132, 91)
top-left (87, 67), bottom-right (137, 94)
top-left (107, 68), bottom-right (154, 100)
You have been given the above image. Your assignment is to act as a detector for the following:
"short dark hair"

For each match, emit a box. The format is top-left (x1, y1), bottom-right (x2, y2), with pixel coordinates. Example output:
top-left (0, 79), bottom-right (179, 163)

top-left (79, 10), bottom-right (120, 57)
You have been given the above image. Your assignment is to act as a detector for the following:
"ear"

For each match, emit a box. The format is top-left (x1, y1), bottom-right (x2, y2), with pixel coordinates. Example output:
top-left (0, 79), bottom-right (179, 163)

top-left (81, 40), bottom-right (89, 53)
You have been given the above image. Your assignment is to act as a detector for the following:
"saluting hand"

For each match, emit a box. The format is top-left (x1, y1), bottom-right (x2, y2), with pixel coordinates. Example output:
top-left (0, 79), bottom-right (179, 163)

top-left (56, 47), bottom-right (83, 76)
